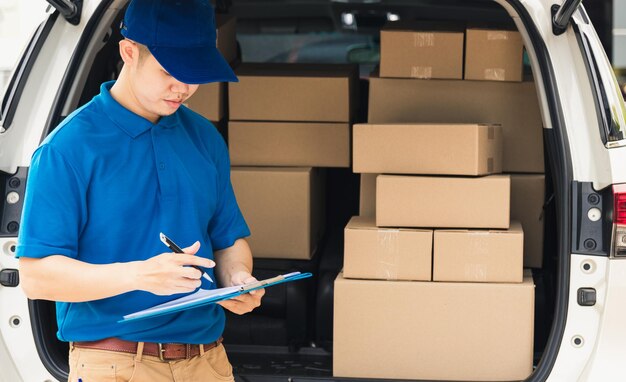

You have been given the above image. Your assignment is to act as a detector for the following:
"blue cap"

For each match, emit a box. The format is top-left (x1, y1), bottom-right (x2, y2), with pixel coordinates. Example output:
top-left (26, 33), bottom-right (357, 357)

top-left (121, 0), bottom-right (238, 84)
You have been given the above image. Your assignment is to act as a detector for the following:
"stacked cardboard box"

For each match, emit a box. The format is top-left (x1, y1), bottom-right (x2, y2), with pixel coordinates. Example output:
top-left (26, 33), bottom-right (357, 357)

top-left (336, 122), bottom-right (534, 379)
top-left (336, 25), bottom-right (535, 374)
top-left (380, 22), bottom-right (525, 82)
top-left (374, 21), bottom-right (544, 267)
top-left (380, 22), bottom-right (464, 80)
top-left (227, 63), bottom-right (358, 259)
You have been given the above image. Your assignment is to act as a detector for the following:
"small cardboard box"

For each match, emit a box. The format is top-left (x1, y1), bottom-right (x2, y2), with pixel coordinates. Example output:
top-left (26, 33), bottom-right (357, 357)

top-left (344, 216), bottom-right (432, 281)
top-left (465, 28), bottom-right (524, 82)
top-left (228, 121), bottom-right (350, 168)
top-left (380, 22), bottom-right (464, 79)
top-left (216, 14), bottom-right (237, 64)
top-left (433, 221), bottom-right (524, 283)
top-left (229, 63), bottom-right (358, 122)
top-left (359, 173), bottom-right (377, 217)
top-left (353, 123), bottom-right (502, 175)
top-left (376, 175), bottom-right (510, 229)
top-left (511, 174), bottom-right (545, 268)
top-left (367, 77), bottom-right (544, 173)
top-left (186, 82), bottom-right (224, 123)
top-left (333, 272), bottom-right (535, 381)
top-left (230, 167), bottom-right (325, 259)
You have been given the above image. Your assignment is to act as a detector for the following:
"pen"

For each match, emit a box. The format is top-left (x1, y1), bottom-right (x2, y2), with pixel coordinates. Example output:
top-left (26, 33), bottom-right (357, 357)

top-left (159, 232), bottom-right (213, 283)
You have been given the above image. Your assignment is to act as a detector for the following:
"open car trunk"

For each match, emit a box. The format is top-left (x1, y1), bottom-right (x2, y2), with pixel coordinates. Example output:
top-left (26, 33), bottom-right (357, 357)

top-left (28, 0), bottom-right (571, 381)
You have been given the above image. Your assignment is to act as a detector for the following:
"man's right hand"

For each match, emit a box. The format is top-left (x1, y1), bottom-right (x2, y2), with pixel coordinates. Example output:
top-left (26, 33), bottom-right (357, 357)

top-left (134, 241), bottom-right (216, 295)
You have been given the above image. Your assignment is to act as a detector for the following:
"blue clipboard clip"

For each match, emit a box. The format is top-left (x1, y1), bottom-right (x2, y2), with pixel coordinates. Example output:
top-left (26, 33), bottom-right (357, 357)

top-left (119, 271), bottom-right (312, 323)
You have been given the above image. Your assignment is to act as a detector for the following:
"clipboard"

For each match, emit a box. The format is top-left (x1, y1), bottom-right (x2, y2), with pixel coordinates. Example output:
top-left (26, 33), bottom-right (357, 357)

top-left (119, 271), bottom-right (312, 322)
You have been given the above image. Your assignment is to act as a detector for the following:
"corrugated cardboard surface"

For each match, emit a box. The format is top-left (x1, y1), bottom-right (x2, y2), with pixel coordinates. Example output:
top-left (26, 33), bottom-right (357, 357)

top-left (333, 272), bottom-right (534, 381)
top-left (376, 175), bottom-right (510, 229)
top-left (465, 28), bottom-right (524, 82)
top-left (344, 216), bottom-right (432, 281)
top-left (368, 77), bottom-right (544, 173)
top-left (229, 63), bottom-right (358, 122)
top-left (230, 167), bottom-right (325, 259)
top-left (216, 14), bottom-right (237, 64)
top-left (433, 221), bottom-right (524, 282)
top-left (353, 123), bottom-right (502, 175)
top-left (380, 24), bottom-right (464, 79)
top-left (511, 174), bottom-right (545, 268)
top-left (228, 121), bottom-right (350, 167)
top-left (186, 82), bottom-right (224, 122)
top-left (359, 173), bottom-right (377, 217)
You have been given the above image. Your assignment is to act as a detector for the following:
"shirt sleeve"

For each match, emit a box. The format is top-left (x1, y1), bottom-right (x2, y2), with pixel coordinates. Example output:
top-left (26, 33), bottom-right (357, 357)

top-left (207, 138), bottom-right (250, 251)
top-left (16, 144), bottom-right (88, 259)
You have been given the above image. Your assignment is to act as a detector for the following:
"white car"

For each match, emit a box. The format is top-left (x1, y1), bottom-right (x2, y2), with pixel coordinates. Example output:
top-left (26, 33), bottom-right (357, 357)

top-left (1, 0), bottom-right (625, 381)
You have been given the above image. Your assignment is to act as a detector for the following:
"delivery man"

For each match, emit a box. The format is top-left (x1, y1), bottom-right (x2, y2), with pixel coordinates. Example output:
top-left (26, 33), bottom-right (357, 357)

top-left (16, 0), bottom-right (262, 380)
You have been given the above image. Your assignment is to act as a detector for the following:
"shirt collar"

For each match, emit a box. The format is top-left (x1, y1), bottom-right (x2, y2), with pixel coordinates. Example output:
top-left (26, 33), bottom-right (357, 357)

top-left (97, 81), bottom-right (179, 138)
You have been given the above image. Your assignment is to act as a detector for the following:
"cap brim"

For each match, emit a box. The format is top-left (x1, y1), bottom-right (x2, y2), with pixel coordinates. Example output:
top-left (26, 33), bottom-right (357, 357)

top-left (150, 45), bottom-right (238, 85)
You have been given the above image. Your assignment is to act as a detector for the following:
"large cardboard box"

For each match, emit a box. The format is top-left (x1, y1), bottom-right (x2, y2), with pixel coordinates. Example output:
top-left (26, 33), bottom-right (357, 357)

top-left (229, 63), bottom-right (358, 122)
top-left (334, 272), bottom-right (535, 381)
top-left (344, 216), bottom-right (432, 281)
top-left (353, 123), bottom-right (502, 175)
top-left (380, 22), bottom-right (464, 79)
top-left (433, 221), bottom-right (524, 283)
top-left (376, 175), bottom-right (510, 229)
top-left (511, 174), bottom-right (545, 268)
top-left (228, 121), bottom-right (350, 167)
top-left (230, 167), bottom-right (325, 259)
top-left (368, 77), bottom-right (544, 173)
top-left (359, 173), bottom-right (377, 217)
top-left (186, 82), bottom-right (225, 122)
top-left (465, 28), bottom-right (524, 82)
top-left (216, 14), bottom-right (237, 64)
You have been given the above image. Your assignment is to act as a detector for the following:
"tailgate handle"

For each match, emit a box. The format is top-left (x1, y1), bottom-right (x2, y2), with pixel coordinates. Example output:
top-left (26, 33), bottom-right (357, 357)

top-left (0, 269), bottom-right (19, 287)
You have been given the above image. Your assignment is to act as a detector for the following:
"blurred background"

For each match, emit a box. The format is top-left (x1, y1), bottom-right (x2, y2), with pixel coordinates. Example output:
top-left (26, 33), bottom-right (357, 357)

top-left (0, 0), bottom-right (624, 97)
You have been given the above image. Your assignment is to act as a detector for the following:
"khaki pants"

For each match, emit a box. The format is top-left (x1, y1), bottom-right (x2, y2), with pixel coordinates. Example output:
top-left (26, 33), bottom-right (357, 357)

top-left (67, 342), bottom-right (235, 382)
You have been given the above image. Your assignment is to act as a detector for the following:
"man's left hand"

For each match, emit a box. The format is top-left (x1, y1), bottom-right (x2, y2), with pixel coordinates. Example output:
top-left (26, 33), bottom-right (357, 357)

top-left (217, 271), bottom-right (264, 315)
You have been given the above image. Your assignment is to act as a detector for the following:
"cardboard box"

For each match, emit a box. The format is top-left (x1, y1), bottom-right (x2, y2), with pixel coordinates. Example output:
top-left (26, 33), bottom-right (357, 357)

top-left (433, 221), bottom-right (524, 282)
top-left (186, 82), bottom-right (224, 122)
top-left (359, 173), bottom-right (377, 217)
top-left (344, 216), bottom-right (432, 281)
top-left (216, 14), bottom-right (237, 64)
top-left (511, 174), bottom-right (545, 268)
top-left (229, 63), bottom-right (358, 122)
top-left (376, 175), bottom-right (510, 229)
top-left (353, 123), bottom-right (502, 175)
top-left (465, 28), bottom-right (524, 82)
top-left (334, 272), bottom-right (535, 381)
top-left (368, 77), bottom-right (544, 173)
top-left (230, 167), bottom-right (325, 259)
top-left (228, 121), bottom-right (350, 167)
top-left (380, 22), bottom-right (464, 79)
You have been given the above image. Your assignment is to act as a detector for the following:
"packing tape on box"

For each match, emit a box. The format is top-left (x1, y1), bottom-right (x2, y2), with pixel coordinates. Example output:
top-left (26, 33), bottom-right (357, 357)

top-left (464, 264), bottom-right (489, 281)
top-left (413, 32), bottom-right (435, 47)
top-left (411, 66), bottom-right (433, 79)
top-left (487, 31), bottom-right (509, 40)
top-left (464, 232), bottom-right (490, 281)
top-left (484, 68), bottom-right (506, 81)
top-left (376, 229), bottom-right (400, 280)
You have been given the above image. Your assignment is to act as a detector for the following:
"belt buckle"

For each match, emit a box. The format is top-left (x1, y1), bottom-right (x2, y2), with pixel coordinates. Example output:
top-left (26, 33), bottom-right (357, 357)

top-left (158, 343), bottom-right (166, 361)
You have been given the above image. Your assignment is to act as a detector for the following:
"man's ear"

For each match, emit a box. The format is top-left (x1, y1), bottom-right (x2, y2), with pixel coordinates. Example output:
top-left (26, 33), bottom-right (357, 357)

top-left (119, 39), bottom-right (138, 65)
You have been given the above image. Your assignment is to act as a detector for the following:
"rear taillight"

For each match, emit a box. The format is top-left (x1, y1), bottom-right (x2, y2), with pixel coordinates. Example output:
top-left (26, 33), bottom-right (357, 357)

top-left (613, 184), bottom-right (626, 256)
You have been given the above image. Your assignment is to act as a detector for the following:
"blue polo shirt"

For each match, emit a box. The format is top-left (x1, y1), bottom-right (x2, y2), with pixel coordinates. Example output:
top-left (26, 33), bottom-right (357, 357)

top-left (16, 81), bottom-right (250, 344)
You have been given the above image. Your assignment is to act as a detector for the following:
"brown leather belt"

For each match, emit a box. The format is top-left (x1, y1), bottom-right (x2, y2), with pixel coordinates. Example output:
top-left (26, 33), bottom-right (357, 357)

top-left (73, 337), bottom-right (223, 361)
